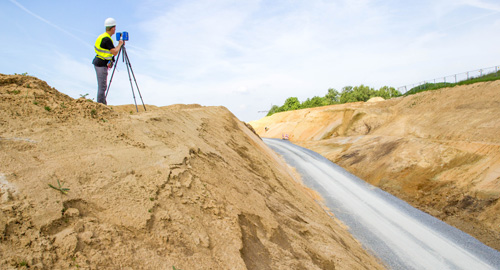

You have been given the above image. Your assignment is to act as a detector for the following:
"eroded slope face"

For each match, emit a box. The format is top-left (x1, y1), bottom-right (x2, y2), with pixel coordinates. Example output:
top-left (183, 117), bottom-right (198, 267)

top-left (251, 81), bottom-right (500, 251)
top-left (0, 74), bottom-right (383, 269)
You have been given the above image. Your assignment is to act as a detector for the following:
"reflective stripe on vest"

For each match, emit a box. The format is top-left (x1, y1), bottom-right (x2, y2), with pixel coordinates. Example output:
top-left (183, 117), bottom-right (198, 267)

top-left (94, 32), bottom-right (114, 61)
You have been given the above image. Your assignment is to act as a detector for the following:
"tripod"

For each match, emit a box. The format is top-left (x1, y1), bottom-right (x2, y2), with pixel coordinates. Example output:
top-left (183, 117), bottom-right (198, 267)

top-left (105, 45), bottom-right (146, 112)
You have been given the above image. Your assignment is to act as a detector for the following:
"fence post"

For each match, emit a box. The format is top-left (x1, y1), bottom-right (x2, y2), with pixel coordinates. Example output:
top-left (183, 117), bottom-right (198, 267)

top-left (480, 69), bottom-right (483, 77)
top-left (455, 74), bottom-right (457, 83)
top-left (467, 72), bottom-right (469, 80)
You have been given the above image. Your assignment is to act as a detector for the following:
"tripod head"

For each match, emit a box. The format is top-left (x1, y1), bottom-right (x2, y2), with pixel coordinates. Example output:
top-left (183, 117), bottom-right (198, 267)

top-left (116, 31), bottom-right (129, 41)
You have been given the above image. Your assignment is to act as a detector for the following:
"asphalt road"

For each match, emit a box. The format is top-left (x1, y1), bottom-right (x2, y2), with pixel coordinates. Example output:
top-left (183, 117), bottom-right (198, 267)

top-left (264, 138), bottom-right (500, 270)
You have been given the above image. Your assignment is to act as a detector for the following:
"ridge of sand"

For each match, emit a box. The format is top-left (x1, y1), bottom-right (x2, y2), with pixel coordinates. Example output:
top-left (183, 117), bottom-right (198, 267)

top-left (0, 74), bottom-right (384, 269)
top-left (250, 81), bottom-right (500, 251)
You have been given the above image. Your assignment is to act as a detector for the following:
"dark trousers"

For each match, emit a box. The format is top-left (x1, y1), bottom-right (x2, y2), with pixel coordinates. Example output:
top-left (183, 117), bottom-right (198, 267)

top-left (94, 65), bottom-right (108, 104)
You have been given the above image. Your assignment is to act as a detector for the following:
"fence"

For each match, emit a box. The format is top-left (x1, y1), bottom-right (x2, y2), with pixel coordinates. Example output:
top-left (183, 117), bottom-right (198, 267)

top-left (397, 65), bottom-right (500, 94)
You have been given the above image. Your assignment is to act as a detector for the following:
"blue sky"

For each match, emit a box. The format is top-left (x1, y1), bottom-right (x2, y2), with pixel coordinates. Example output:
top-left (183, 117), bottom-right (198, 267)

top-left (1, 0), bottom-right (499, 122)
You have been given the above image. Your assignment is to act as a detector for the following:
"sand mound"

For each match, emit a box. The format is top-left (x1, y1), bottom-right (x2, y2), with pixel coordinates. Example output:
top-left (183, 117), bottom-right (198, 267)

top-left (366, 97), bottom-right (384, 102)
top-left (250, 81), bottom-right (500, 251)
top-left (0, 74), bottom-right (383, 269)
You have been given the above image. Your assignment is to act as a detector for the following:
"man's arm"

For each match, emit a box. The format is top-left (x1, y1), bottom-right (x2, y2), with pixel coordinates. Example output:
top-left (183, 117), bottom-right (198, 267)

top-left (110, 40), bottom-right (124, 56)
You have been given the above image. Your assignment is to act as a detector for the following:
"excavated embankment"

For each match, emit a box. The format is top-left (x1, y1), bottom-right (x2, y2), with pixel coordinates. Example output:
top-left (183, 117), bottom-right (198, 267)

top-left (0, 74), bottom-right (384, 269)
top-left (250, 81), bottom-right (500, 251)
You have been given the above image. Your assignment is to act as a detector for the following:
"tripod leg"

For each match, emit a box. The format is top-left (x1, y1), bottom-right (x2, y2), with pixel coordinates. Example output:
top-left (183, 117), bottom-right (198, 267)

top-left (122, 48), bottom-right (147, 111)
top-left (105, 47), bottom-right (122, 99)
top-left (122, 47), bottom-right (139, 112)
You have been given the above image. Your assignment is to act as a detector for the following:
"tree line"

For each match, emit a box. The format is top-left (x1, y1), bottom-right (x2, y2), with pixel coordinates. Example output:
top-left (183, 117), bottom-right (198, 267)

top-left (267, 85), bottom-right (401, 116)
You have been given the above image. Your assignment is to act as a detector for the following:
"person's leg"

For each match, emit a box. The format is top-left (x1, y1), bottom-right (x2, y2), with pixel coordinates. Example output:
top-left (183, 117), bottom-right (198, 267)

top-left (94, 65), bottom-right (108, 104)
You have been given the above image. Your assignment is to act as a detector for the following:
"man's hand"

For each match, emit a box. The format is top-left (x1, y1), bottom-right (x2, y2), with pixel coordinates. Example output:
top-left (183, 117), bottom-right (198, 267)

top-left (110, 40), bottom-right (124, 56)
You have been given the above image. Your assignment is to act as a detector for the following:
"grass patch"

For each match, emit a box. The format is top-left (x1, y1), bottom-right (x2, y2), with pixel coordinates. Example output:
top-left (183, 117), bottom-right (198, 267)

top-left (48, 179), bottom-right (70, 195)
top-left (7, 90), bottom-right (20, 95)
top-left (405, 71), bottom-right (500, 96)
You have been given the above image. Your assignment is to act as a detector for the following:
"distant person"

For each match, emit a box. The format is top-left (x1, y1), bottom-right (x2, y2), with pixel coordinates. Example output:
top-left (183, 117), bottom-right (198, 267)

top-left (92, 17), bottom-right (124, 105)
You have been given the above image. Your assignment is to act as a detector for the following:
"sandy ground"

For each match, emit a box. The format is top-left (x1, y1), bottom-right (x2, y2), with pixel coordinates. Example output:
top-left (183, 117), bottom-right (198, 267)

top-left (250, 81), bottom-right (500, 251)
top-left (0, 74), bottom-right (385, 269)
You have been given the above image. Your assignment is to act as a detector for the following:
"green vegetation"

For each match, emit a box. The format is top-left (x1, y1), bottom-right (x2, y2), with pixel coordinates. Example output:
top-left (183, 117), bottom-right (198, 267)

top-left (48, 179), bottom-right (70, 195)
top-left (267, 69), bottom-right (500, 116)
top-left (7, 90), bottom-right (20, 95)
top-left (267, 85), bottom-right (401, 116)
top-left (17, 260), bottom-right (28, 267)
top-left (44, 106), bottom-right (51, 112)
top-left (404, 71), bottom-right (500, 95)
top-left (71, 256), bottom-right (81, 269)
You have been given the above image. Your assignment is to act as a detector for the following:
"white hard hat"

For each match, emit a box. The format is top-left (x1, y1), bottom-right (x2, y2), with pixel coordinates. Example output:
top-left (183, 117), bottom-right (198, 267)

top-left (104, 18), bottom-right (116, 27)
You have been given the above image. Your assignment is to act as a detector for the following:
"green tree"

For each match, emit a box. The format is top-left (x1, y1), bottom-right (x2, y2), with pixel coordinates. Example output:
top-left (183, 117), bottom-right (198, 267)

top-left (281, 97), bottom-right (301, 111)
top-left (370, 86), bottom-right (401, 99)
top-left (353, 85), bottom-right (375, 102)
top-left (266, 105), bottom-right (281, 116)
top-left (324, 88), bottom-right (340, 105)
top-left (266, 84), bottom-right (400, 117)
top-left (340, 85), bottom-right (377, 103)
top-left (340, 86), bottom-right (355, 104)
top-left (301, 96), bottom-right (325, 108)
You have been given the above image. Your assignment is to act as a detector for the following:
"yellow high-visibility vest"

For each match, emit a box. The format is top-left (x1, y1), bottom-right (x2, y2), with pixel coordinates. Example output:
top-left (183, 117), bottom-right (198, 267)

top-left (94, 32), bottom-right (114, 61)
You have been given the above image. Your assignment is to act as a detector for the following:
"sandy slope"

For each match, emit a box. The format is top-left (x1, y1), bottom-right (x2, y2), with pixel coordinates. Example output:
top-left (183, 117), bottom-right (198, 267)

top-left (0, 74), bottom-right (384, 269)
top-left (250, 81), bottom-right (500, 251)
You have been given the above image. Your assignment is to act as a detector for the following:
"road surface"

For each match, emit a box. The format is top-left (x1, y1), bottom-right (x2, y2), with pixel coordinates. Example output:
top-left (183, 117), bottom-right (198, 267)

top-left (264, 138), bottom-right (500, 270)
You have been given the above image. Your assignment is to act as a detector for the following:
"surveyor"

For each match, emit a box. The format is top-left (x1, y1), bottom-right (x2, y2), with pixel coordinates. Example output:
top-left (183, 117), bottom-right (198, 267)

top-left (92, 17), bottom-right (124, 105)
